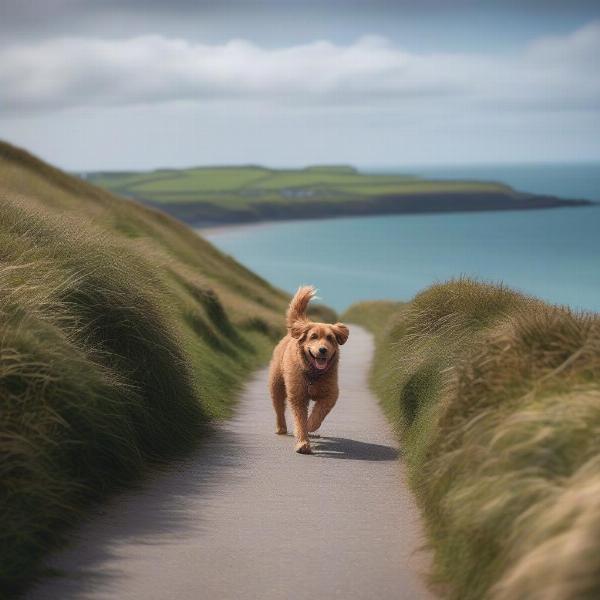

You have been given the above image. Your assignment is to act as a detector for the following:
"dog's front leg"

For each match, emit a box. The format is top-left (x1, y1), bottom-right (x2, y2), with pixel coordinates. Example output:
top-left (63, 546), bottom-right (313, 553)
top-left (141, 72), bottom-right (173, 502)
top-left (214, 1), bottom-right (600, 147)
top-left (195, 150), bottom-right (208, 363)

top-left (307, 394), bottom-right (338, 433)
top-left (289, 395), bottom-right (311, 454)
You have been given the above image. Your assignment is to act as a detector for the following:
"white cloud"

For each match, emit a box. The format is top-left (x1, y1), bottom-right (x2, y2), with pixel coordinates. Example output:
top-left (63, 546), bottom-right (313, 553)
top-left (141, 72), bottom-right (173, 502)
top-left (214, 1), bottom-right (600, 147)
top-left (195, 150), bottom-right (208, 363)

top-left (0, 22), bottom-right (599, 114)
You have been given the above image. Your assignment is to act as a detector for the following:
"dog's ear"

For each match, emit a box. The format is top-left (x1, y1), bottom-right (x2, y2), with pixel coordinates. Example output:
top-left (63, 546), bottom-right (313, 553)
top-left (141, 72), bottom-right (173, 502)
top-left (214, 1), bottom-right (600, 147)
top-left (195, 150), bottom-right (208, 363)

top-left (331, 323), bottom-right (349, 345)
top-left (290, 320), bottom-right (309, 342)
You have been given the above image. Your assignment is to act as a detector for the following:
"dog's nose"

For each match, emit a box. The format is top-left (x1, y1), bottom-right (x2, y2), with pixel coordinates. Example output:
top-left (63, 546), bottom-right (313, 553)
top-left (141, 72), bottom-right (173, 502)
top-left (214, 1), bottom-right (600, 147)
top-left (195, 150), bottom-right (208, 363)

top-left (318, 347), bottom-right (327, 355)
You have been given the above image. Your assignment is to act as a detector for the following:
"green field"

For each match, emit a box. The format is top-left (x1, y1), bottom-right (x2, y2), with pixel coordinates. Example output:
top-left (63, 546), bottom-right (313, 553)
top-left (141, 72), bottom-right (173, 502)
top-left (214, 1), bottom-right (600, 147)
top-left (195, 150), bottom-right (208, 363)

top-left (0, 141), bottom-right (335, 596)
top-left (87, 164), bottom-right (588, 226)
top-left (88, 165), bottom-right (509, 207)
top-left (344, 281), bottom-right (600, 600)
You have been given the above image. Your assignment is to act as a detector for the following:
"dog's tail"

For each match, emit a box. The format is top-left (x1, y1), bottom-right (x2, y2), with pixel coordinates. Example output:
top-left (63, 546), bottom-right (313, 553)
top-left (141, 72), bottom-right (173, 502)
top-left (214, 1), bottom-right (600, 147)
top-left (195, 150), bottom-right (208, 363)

top-left (286, 285), bottom-right (316, 329)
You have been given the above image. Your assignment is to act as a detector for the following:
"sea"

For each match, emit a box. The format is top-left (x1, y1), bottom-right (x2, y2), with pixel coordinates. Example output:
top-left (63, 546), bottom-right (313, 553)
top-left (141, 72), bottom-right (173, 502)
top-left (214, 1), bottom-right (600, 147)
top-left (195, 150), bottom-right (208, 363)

top-left (203, 163), bottom-right (600, 313)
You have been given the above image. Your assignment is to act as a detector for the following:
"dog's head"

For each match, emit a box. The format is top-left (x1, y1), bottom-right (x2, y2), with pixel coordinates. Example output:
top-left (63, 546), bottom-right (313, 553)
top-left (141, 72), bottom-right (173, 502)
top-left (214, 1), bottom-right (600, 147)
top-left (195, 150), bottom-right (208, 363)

top-left (290, 320), bottom-right (349, 372)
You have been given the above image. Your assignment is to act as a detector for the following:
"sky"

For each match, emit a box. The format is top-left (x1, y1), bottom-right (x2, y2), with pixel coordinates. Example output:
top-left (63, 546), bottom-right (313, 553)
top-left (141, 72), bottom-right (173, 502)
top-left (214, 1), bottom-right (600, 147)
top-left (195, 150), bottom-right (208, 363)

top-left (0, 0), bottom-right (599, 170)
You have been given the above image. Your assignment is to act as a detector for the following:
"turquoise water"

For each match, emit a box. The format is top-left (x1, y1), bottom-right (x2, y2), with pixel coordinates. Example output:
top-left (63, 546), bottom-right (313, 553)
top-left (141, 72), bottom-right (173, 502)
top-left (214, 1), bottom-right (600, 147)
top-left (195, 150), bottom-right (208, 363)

top-left (204, 164), bottom-right (600, 313)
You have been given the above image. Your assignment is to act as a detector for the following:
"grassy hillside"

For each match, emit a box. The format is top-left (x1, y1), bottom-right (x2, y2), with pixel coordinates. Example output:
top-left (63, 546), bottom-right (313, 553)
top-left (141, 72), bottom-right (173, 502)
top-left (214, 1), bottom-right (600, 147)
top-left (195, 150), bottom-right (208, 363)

top-left (344, 280), bottom-right (600, 600)
top-left (0, 141), bottom-right (335, 597)
top-left (87, 165), bottom-right (588, 226)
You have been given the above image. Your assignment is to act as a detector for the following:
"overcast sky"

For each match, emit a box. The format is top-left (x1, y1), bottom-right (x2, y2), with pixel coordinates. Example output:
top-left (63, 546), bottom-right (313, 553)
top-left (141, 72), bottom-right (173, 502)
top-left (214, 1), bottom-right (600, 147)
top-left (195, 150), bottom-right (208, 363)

top-left (1, 0), bottom-right (599, 170)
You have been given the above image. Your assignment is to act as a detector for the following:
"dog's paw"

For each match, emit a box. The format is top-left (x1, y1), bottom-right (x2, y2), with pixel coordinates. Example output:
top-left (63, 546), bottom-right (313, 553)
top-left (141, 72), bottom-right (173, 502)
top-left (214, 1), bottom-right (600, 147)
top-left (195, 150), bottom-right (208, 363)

top-left (295, 441), bottom-right (313, 455)
top-left (275, 427), bottom-right (287, 435)
top-left (308, 432), bottom-right (321, 438)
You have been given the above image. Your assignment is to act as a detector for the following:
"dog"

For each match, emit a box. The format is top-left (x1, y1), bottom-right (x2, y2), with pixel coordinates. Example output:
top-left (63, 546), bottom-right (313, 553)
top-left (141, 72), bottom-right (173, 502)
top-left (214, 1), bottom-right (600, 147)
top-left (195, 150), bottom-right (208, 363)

top-left (268, 286), bottom-right (349, 454)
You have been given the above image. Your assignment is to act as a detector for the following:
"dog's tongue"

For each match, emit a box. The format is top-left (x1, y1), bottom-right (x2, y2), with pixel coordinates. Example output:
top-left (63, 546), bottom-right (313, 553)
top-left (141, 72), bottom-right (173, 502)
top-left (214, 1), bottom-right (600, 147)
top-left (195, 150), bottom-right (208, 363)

top-left (315, 357), bottom-right (328, 370)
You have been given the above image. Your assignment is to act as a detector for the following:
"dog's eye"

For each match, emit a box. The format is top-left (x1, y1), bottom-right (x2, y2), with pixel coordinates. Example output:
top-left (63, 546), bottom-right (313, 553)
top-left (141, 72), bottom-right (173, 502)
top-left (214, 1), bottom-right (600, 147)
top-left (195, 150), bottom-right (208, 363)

top-left (327, 334), bottom-right (334, 342)
top-left (311, 333), bottom-right (318, 340)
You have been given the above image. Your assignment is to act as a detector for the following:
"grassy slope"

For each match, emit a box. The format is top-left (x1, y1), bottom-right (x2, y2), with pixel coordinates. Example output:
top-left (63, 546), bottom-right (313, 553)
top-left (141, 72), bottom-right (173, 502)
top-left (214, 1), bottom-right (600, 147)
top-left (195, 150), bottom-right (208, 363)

top-left (344, 280), bottom-right (600, 600)
top-left (0, 140), bottom-right (335, 596)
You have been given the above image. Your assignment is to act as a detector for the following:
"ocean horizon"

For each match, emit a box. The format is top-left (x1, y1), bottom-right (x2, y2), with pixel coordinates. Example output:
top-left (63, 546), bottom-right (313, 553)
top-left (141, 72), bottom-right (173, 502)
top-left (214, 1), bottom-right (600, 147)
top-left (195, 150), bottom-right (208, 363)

top-left (369, 161), bottom-right (600, 202)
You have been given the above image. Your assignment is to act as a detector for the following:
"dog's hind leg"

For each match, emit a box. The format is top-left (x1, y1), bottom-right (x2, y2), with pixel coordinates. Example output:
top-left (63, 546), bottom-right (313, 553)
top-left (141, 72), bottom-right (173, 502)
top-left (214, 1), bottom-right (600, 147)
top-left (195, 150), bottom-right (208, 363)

top-left (270, 373), bottom-right (287, 435)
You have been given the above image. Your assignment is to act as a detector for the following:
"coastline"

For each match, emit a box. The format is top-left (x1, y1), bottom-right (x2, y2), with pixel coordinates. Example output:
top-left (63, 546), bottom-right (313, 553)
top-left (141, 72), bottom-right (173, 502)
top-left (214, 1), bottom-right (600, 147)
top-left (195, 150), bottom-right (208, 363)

top-left (199, 220), bottom-right (278, 236)
top-left (195, 195), bottom-right (595, 236)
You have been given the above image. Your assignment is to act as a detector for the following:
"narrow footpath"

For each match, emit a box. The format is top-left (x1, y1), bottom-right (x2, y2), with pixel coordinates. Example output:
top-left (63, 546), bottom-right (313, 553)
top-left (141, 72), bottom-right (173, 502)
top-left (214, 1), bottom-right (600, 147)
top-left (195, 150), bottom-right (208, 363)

top-left (29, 326), bottom-right (432, 600)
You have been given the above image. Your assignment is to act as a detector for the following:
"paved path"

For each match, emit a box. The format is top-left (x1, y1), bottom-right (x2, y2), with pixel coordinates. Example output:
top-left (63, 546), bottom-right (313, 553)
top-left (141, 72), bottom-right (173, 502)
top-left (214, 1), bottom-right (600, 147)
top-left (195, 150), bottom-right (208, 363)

top-left (29, 326), bottom-right (432, 600)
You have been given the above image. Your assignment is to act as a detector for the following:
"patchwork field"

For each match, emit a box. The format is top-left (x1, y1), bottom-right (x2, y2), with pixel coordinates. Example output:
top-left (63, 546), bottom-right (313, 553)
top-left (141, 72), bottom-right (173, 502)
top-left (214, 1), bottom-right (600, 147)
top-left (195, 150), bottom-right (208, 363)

top-left (87, 165), bottom-right (588, 226)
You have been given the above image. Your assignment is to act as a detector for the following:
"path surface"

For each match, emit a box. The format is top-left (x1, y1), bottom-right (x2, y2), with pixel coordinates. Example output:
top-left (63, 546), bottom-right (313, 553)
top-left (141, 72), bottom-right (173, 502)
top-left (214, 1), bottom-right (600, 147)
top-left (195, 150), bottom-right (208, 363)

top-left (29, 326), bottom-right (432, 600)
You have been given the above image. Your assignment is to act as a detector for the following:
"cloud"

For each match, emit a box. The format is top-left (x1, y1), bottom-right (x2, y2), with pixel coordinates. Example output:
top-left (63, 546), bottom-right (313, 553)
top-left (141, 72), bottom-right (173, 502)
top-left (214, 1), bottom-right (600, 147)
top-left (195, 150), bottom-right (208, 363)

top-left (1, 22), bottom-right (599, 114)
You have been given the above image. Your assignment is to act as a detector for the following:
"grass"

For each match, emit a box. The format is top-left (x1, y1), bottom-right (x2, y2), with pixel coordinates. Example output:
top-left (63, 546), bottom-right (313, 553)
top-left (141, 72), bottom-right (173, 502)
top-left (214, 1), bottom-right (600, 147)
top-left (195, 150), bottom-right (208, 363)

top-left (0, 140), bottom-right (334, 597)
top-left (343, 279), bottom-right (600, 600)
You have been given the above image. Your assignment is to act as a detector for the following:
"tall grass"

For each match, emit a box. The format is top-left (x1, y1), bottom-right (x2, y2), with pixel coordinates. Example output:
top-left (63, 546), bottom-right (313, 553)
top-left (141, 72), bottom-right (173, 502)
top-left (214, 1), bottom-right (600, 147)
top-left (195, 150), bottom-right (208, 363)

top-left (0, 141), bottom-right (298, 596)
top-left (344, 279), bottom-right (600, 600)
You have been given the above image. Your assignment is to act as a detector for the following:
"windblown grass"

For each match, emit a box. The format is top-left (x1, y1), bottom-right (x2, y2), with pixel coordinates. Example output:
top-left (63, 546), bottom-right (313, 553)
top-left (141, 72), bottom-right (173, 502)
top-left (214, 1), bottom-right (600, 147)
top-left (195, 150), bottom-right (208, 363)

top-left (344, 279), bottom-right (600, 600)
top-left (0, 141), bottom-right (329, 596)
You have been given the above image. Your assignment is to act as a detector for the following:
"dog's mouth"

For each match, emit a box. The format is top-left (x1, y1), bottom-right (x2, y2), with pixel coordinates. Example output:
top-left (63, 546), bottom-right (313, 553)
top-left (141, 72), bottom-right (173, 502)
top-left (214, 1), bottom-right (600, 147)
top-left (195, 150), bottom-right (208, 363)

top-left (308, 349), bottom-right (332, 371)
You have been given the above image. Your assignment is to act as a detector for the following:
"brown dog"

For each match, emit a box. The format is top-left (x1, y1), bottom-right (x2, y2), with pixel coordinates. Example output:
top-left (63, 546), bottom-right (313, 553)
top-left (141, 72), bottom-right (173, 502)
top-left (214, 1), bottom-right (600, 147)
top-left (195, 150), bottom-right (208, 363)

top-left (268, 286), bottom-right (349, 454)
